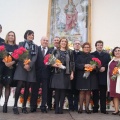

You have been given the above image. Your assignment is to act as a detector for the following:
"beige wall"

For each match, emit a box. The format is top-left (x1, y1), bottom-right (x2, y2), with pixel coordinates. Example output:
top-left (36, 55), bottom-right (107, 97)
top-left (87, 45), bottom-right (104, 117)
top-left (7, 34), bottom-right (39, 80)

top-left (91, 0), bottom-right (120, 50)
top-left (0, 0), bottom-right (120, 50)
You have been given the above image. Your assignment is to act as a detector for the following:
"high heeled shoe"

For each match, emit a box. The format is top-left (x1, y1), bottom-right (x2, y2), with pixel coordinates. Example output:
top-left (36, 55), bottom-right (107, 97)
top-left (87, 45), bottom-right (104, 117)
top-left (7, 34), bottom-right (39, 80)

top-left (85, 109), bottom-right (91, 114)
top-left (3, 103), bottom-right (7, 113)
top-left (13, 107), bottom-right (19, 114)
top-left (78, 108), bottom-right (83, 114)
top-left (22, 107), bottom-right (28, 114)
top-left (112, 111), bottom-right (119, 115)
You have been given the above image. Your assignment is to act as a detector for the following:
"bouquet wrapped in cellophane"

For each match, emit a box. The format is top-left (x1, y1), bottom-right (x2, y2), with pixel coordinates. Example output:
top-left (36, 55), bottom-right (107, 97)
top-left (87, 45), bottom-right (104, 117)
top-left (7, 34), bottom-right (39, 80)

top-left (83, 57), bottom-right (101, 79)
top-left (44, 54), bottom-right (66, 69)
top-left (12, 47), bottom-right (31, 65)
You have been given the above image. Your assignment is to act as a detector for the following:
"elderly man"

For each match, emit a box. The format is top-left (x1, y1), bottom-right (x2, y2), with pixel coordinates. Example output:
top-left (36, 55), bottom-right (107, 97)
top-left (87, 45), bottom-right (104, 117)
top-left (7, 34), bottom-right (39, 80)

top-left (30, 36), bottom-right (51, 113)
top-left (67, 40), bottom-right (83, 111)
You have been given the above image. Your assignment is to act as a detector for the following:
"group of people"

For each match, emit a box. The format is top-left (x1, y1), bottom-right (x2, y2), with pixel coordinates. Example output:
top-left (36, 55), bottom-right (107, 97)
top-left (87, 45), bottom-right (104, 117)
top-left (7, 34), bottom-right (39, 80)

top-left (0, 24), bottom-right (120, 116)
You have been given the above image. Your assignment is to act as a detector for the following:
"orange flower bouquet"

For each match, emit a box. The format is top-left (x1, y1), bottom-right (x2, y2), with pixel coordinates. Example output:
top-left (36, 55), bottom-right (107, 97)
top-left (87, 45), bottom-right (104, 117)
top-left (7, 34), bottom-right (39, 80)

top-left (83, 58), bottom-right (101, 79)
top-left (111, 61), bottom-right (120, 80)
top-left (44, 54), bottom-right (66, 69)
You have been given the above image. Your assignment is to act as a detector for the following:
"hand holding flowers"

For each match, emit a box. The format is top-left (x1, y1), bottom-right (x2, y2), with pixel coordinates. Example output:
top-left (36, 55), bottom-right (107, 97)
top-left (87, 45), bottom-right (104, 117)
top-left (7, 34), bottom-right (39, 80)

top-left (83, 58), bottom-right (101, 79)
top-left (44, 54), bottom-right (66, 69)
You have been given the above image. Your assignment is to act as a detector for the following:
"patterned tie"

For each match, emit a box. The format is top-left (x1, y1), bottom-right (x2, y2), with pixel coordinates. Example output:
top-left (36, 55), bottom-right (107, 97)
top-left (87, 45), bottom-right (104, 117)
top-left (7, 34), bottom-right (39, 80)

top-left (42, 47), bottom-right (45, 56)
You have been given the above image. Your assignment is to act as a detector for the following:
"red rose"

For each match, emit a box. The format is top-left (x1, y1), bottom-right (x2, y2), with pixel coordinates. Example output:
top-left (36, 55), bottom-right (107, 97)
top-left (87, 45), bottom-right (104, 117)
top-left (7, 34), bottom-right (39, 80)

top-left (44, 54), bottom-right (51, 65)
top-left (12, 53), bottom-right (19, 59)
top-left (17, 50), bottom-right (23, 55)
top-left (19, 47), bottom-right (26, 52)
top-left (0, 45), bottom-right (5, 51)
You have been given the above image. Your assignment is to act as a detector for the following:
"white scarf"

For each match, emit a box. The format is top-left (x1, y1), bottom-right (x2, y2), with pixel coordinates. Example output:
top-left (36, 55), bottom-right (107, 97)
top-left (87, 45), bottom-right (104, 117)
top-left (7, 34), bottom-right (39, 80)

top-left (107, 58), bottom-right (120, 93)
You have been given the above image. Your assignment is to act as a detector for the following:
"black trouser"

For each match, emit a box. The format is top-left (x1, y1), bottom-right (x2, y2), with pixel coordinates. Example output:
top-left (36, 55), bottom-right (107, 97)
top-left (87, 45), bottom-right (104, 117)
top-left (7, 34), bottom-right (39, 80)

top-left (92, 85), bottom-right (107, 112)
top-left (30, 78), bottom-right (48, 109)
top-left (67, 89), bottom-right (79, 110)
top-left (47, 88), bottom-right (53, 109)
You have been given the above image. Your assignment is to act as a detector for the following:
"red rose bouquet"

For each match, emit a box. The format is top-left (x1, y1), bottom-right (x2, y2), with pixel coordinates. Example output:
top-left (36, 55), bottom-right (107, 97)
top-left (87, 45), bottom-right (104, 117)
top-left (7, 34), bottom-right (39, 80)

top-left (44, 54), bottom-right (66, 69)
top-left (0, 45), bottom-right (8, 59)
top-left (12, 47), bottom-right (31, 65)
top-left (83, 57), bottom-right (101, 78)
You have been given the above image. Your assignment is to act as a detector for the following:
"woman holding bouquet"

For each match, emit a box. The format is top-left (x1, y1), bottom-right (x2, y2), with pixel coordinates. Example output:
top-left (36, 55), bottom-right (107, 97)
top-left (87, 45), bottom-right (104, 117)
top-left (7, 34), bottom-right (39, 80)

top-left (50, 37), bottom-right (74, 114)
top-left (0, 31), bottom-right (18, 113)
top-left (75, 42), bottom-right (98, 114)
top-left (13, 30), bottom-right (38, 114)
top-left (107, 47), bottom-right (120, 115)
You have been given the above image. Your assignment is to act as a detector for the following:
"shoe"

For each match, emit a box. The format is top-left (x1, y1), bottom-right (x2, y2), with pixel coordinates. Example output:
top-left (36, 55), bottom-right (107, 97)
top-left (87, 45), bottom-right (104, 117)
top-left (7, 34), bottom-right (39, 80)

top-left (101, 111), bottom-right (108, 114)
top-left (78, 109), bottom-right (82, 114)
top-left (112, 111), bottom-right (119, 115)
top-left (85, 109), bottom-right (91, 114)
top-left (30, 108), bottom-right (36, 113)
top-left (13, 107), bottom-right (19, 114)
top-left (55, 107), bottom-right (59, 114)
top-left (3, 103), bottom-right (7, 113)
top-left (93, 110), bottom-right (98, 113)
top-left (59, 108), bottom-right (63, 114)
top-left (22, 107), bottom-right (28, 114)
top-left (40, 106), bottom-right (47, 113)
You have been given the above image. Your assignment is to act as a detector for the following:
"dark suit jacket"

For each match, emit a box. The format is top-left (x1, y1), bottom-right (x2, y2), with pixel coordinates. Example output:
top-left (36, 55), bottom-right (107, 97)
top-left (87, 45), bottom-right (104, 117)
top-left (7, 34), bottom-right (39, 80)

top-left (91, 51), bottom-right (111, 85)
top-left (35, 46), bottom-right (51, 82)
top-left (0, 37), bottom-right (4, 45)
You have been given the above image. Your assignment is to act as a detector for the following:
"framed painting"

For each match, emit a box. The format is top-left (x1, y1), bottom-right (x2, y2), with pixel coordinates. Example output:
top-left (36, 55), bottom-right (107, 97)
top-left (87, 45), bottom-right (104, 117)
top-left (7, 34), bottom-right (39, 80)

top-left (47, 0), bottom-right (91, 47)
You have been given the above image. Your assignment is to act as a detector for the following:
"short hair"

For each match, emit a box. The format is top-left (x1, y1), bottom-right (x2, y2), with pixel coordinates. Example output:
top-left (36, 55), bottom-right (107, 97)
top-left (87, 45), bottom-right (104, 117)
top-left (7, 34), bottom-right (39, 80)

top-left (0, 24), bottom-right (2, 29)
top-left (5, 31), bottom-right (16, 44)
top-left (73, 40), bottom-right (81, 44)
top-left (82, 42), bottom-right (91, 48)
top-left (95, 40), bottom-right (103, 46)
top-left (24, 30), bottom-right (34, 39)
top-left (59, 36), bottom-right (69, 50)
top-left (112, 47), bottom-right (120, 56)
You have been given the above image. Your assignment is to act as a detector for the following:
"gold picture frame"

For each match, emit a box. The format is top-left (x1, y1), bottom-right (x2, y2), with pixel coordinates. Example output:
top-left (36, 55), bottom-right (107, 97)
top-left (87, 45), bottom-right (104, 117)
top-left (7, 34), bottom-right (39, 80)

top-left (47, 0), bottom-right (91, 44)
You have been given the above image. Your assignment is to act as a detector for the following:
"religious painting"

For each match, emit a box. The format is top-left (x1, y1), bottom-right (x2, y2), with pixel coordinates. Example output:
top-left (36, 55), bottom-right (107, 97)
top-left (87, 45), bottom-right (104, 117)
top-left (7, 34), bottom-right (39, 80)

top-left (47, 0), bottom-right (91, 48)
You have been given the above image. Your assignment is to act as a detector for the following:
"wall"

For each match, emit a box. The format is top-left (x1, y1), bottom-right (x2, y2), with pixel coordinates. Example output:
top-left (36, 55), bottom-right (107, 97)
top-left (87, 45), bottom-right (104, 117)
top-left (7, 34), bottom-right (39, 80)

top-left (91, 0), bottom-right (120, 50)
top-left (0, 0), bottom-right (49, 45)
top-left (0, 0), bottom-right (120, 49)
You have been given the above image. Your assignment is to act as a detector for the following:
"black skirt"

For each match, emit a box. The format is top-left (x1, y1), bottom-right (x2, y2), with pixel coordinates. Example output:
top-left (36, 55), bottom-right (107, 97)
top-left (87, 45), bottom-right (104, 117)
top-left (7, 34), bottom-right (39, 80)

top-left (50, 69), bottom-right (71, 89)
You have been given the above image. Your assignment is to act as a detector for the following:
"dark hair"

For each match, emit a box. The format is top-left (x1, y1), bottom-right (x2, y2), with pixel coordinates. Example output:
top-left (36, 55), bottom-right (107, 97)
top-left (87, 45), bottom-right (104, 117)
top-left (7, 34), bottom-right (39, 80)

top-left (0, 24), bottom-right (2, 29)
top-left (24, 30), bottom-right (34, 39)
top-left (112, 47), bottom-right (120, 56)
top-left (95, 40), bottom-right (103, 46)
top-left (82, 42), bottom-right (91, 48)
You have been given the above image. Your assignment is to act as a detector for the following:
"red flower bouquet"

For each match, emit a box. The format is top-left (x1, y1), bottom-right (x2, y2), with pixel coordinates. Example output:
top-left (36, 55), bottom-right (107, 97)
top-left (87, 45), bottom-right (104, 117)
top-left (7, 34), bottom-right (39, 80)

top-left (12, 47), bottom-right (31, 65)
top-left (83, 57), bottom-right (101, 78)
top-left (0, 45), bottom-right (8, 58)
top-left (44, 54), bottom-right (66, 69)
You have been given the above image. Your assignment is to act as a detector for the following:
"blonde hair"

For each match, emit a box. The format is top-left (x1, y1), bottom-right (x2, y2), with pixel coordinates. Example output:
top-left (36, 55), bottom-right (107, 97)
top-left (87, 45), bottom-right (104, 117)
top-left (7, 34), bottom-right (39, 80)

top-left (5, 31), bottom-right (16, 44)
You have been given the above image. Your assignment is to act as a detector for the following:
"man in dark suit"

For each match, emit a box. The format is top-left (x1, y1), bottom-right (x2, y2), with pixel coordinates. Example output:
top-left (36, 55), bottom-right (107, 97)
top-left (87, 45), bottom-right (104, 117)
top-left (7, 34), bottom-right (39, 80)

top-left (47, 36), bottom-right (60, 110)
top-left (67, 40), bottom-right (82, 111)
top-left (91, 40), bottom-right (111, 114)
top-left (30, 36), bottom-right (51, 113)
top-left (0, 24), bottom-right (4, 45)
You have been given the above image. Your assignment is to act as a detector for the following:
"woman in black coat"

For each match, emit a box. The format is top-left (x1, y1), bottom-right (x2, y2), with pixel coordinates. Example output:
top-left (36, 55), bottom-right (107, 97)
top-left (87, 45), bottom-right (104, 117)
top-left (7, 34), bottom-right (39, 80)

top-left (75, 42), bottom-right (98, 114)
top-left (50, 37), bottom-right (74, 114)
top-left (13, 30), bottom-right (38, 114)
top-left (0, 31), bottom-right (18, 113)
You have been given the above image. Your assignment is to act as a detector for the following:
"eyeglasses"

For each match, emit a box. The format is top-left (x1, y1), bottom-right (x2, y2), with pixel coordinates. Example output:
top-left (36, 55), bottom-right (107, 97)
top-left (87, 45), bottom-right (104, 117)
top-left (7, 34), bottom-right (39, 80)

top-left (83, 47), bottom-right (90, 48)
top-left (74, 43), bottom-right (80, 45)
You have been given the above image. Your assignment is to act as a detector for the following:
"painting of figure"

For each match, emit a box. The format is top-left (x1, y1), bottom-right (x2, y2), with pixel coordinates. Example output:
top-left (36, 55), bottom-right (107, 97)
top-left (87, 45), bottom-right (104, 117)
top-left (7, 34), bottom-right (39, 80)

top-left (49, 0), bottom-right (90, 44)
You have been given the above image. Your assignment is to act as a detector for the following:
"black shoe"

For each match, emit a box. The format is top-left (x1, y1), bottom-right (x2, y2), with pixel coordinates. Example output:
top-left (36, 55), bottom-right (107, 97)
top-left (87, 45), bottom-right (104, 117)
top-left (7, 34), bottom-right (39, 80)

top-left (59, 108), bottom-right (63, 114)
top-left (22, 107), bottom-right (28, 114)
top-left (78, 109), bottom-right (83, 114)
top-left (30, 108), bottom-right (36, 113)
top-left (93, 110), bottom-right (98, 113)
top-left (3, 103), bottom-right (7, 113)
top-left (13, 107), bottom-right (19, 114)
top-left (40, 106), bottom-right (47, 113)
top-left (85, 109), bottom-right (91, 114)
top-left (101, 111), bottom-right (108, 114)
top-left (112, 111), bottom-right (119, 115)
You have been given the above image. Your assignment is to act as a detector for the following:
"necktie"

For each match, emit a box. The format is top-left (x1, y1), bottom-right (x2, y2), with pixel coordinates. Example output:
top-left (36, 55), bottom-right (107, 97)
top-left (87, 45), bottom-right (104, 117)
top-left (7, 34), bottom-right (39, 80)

top-left (42, 47), bottom-right (45, 56)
